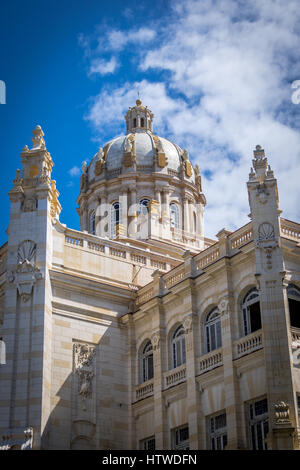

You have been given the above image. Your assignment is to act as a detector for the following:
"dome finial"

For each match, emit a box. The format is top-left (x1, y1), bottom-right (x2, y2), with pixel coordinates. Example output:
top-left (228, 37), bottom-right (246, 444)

top-left (136, 90), bottom-right (142, 106)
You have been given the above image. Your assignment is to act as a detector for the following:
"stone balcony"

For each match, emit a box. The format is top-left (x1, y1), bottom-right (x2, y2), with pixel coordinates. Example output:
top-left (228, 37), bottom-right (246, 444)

top-left (197, 348), bottom-right (223, 375)
top-left (134, 379), bottom-right (154, 402)
top-left (233, 329), bottom-right (263, 359)
top-left (164, 364), bottom-right (186, 389)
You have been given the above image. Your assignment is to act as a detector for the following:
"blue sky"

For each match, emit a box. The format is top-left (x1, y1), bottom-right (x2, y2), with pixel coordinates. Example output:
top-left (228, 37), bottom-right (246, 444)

top-left (1, 0), bottom-right (300, 246)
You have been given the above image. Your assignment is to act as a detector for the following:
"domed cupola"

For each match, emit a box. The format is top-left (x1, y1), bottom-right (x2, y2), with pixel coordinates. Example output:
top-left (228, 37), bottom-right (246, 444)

top-left (77, 101), bottom-right (206, 250)
top-left (125, 99), bottom-right (154, 133)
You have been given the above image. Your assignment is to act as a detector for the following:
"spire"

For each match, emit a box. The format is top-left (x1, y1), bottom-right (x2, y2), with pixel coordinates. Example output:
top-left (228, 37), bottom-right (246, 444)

top-left (124, 100), bottom-right (154, 134)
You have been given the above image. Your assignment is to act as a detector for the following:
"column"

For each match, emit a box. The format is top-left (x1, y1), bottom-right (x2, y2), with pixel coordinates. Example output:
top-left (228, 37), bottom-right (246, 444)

top-left (99, 192), bottom-right (108, 237)
top-left (161, 188), bottom-right (170, 239)
top-left (120, 187), bottom-right (128, 237)
top-left (95, 197), bottom-right (101, 236)
top-left (183, 197), bottom-right (190, 235)
top-left (129, 188), bottom-right (137, 238)
top-left (183, 312), bottom-right (201, 449)
top-left (152, 327), bottom-right (168, 449)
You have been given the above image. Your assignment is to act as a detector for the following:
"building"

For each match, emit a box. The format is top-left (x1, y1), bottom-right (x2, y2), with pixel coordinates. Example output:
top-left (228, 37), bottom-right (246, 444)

top-left (0, 100), bottom-right (300, 450)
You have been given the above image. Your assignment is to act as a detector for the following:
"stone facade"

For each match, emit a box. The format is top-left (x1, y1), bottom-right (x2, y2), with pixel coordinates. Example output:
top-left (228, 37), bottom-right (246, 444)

top-left (0, 104), bottom-right (300, 450)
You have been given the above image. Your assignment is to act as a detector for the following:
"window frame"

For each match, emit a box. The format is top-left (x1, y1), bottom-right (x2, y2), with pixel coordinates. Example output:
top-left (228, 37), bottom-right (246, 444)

top-left (287, 284), bottom-right (300, 328)
top-left (242, 288), bottom-right (262, 336)
top-left (172, 425), bottom-right (189, 450)
top-left (141, 340), bottom-right (154, 383)
top-left (170, 202), bottom-right (180, 230)
top-left (110, 201), bottom-right (121, 238)
top-left (248, 397), bottom-right (269, 450)
top-left (140, 436), bottom-right (155, 450)
top-left (171, 325), bottom-right (186, 369)
top-left (89, 210), bottom-right (96, 235)
top-left (138, 198), bottom-right (150, 216)
top-left (205, 308), bottom-right (222, 353)
top-left (209, 412), bottom-right (227, 450)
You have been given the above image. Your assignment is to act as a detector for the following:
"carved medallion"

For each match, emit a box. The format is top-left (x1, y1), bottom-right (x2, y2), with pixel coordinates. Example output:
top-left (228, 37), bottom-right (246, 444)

top-left (185, 161), bottom-right (192, 177)
top-left (95, 159), bottom-right (103, 176)
top-left (157, 153), bottom-right (166, 168)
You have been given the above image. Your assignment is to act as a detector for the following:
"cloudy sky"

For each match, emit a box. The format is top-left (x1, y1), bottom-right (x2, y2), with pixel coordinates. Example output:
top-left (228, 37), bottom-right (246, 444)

top-left (1, 0), bottom-right (300, 244)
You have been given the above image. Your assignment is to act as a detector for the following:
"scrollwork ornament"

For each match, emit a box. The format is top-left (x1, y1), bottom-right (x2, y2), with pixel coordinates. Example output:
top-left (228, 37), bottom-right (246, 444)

top-left (151, 333), bottom-right (160, 351)
top-left (218, 299), bottom-right (229, 316)
top-left (183, 316), bottom-right (193, 334)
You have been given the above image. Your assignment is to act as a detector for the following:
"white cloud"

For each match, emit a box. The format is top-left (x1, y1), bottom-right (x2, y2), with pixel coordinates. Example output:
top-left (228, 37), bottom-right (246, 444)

top-left (84, 0), bottom-right (300, 238)
top-left (69, 166), bottom-right (81, 177)
top-left (106, 27), bottom-right (156, 51)
top-left (89, 57), bottom-right (119, 75)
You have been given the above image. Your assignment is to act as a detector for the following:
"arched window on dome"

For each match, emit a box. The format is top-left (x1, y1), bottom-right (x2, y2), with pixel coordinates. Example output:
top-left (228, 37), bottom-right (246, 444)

top-left (138, 198), bottom-right (150, 216)
top-left (133, 118), bottom-right (137, 128)
top-left (193, 212), bottom-right (197, 233)
top-left (287, 284), bottom-right (300, 328)
top-left (205, 308), bottom-right (222, 353)
top-left (110, 202), bottom-right (121, 238)
top-left (89, 210), bottom-right (95, 235)
top-left (141, 117), bottom-right (145, 127)
top-left (171, 325), bottom-right (186, 369)
top-left (141, 341), bottom-right (153, 383)
top-left (170, 203), bottom-right (180, 230)
top-left (242, 288), bottom-right (262, 336)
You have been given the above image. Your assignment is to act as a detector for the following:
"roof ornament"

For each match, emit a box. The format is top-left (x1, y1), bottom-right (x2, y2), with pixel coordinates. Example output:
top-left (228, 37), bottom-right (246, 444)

top-left (183, 149), bottom-right (189, 161)
top-left (81, 161), bottom-right (87, 174)
top-left (31, 125), bottom-right (46, 150)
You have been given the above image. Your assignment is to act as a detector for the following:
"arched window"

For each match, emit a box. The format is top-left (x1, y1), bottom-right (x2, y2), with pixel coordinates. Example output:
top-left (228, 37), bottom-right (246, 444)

top-left (287, 284), bottom-right (300, 328)
top-left (110, 202), bottom-right (121, 238)
top-left (138, 198), bottom-right (150, 216)
top-left (89, 211), bottom-right (95, 235)
top-left (242, 288), bottom-right (262, 336)
top-left (141, 117), bottom-right (145, 127)
top-left (141, 341), bottom-right (153, 382)
top-left (133, 118), bottom-right (137, 128)
top-left (205, 308), bottom-right (222, 353)
top-left (172, 325), bottom-right (186, 369)
top-left (170, 203), bottom-right (180, 229)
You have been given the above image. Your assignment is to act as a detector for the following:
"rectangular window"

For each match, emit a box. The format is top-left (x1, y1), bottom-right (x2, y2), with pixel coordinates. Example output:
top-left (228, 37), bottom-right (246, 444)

top-left (248, 398), bottom-right (269, 450)
top-left (210, 412), bottom-right (227, 450)
top-left (140, 436), bottom-right (155, 451)
top-left (172, 425), bottom-right (189, 450)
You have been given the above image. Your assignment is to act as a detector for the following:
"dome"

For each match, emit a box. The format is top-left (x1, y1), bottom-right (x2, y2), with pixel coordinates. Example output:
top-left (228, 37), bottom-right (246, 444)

top-left (78, 99), bottom-right (205, 251)
top-left (86, 100), bottom-right (196, 184)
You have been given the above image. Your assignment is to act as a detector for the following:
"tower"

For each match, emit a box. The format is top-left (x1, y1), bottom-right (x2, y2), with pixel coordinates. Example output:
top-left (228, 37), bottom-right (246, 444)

top-left (247, 145), bottom-right (299, 449)
top-left (0, 126), bottom-right (61, 449)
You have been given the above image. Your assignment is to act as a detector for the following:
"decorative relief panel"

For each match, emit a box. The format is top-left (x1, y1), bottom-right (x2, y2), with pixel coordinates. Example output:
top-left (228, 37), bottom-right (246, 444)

top-left (274, 401), bottom-right (291, 425)
top-left (258, 222), bottom-right (275, 240)
top-left (8, 240), bottom-right (42, 302)
top-left (73, 343), bottom-right (96, 412)
top-left (255, 223), bottom-right (278, 270)
top-left (72, 342), bottom-right (97, 446)
top-left (23, 197), bottom-right (37, 213)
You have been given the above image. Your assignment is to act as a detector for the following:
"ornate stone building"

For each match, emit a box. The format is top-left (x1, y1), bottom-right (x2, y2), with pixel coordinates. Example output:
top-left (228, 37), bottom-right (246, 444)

top-left (0, 100), bottom-right (300, 450)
